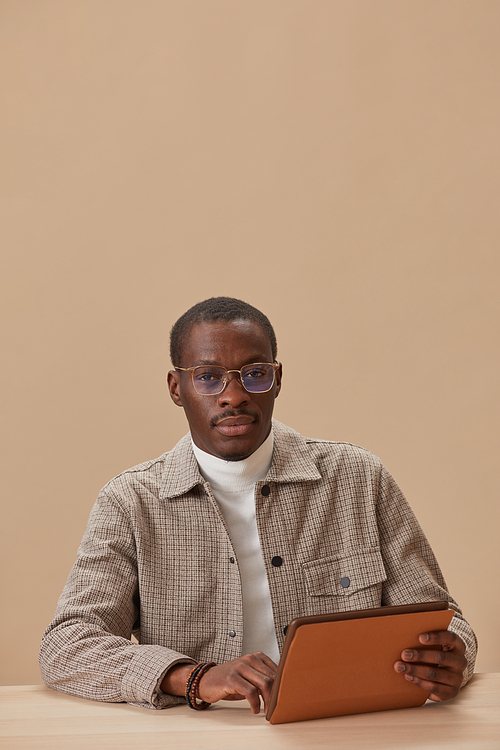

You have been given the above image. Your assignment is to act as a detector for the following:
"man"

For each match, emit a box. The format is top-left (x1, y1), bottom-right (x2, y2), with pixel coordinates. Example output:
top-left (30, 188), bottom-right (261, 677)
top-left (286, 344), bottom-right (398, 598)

top-left (40, 297), bottom-right (476, 715)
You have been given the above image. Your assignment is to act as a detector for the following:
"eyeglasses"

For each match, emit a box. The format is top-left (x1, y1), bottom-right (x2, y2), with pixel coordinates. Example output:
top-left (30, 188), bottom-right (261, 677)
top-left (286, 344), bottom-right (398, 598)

top-left (175, 362), bottom-right (280, 396)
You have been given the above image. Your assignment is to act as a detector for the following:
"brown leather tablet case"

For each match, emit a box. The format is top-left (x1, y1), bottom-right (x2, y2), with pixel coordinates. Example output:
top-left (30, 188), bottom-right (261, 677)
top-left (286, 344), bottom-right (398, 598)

top-left (266, 601), bottom-right (454, 724)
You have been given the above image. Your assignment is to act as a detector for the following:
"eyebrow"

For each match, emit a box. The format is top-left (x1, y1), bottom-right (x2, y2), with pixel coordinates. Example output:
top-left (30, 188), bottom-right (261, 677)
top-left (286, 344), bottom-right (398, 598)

top-left (194, 357), bottom-right (271, 367)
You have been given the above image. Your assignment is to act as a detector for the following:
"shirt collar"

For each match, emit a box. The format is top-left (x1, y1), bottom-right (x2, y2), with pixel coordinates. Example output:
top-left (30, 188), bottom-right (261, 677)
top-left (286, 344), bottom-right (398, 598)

top-left (159, 420), bottom-right (322, 499)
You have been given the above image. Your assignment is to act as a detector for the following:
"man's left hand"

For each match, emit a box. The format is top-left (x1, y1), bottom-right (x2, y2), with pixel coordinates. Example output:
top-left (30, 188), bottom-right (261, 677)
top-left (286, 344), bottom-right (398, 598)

top-left (394, 630), bottom-right (467, 702)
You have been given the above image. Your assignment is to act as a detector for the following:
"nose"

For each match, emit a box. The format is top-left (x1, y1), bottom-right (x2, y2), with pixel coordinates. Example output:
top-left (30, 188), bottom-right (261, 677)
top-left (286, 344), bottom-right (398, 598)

top-left (217, 372), bottom-right (250, 407)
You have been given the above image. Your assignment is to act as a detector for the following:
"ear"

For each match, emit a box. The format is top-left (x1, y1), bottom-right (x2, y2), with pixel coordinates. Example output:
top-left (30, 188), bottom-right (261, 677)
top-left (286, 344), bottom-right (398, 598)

top-left (167, 370), bottom-right (184, 407)
top-left (274, 362), bottom-right (282, 398)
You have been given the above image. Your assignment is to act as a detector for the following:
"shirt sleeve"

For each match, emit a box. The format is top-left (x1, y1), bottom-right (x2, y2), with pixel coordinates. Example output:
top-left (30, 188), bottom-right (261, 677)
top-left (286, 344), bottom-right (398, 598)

top-left (375, 464), bottom-right (477, 687)
top-left (39, 490), bottom-right (196, 708)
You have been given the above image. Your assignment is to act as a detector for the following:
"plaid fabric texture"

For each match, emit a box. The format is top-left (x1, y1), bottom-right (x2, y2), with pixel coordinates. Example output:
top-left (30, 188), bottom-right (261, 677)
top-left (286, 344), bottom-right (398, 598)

top-left (39, 420), bottom-right (477, 708)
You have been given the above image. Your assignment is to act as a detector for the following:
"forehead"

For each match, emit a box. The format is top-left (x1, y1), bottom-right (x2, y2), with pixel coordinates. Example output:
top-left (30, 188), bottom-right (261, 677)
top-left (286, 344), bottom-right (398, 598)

top-left (182, 319), bottom-right (273, 365)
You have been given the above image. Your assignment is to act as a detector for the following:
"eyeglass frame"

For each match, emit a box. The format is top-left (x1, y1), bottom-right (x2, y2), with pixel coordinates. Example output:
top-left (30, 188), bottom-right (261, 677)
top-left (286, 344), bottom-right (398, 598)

top-left (174, 362), bottom-right (281, 396)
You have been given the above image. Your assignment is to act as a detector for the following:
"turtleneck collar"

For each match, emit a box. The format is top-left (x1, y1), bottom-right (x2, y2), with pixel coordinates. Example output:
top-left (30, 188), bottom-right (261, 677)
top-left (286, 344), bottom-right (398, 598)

top-left (191, 429), bottom-right (274, 493)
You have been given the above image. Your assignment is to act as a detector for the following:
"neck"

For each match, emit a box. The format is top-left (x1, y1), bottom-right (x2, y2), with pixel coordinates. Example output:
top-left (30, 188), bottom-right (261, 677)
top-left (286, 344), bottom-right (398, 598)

top-left (191, 430), bottom-right (274, 492)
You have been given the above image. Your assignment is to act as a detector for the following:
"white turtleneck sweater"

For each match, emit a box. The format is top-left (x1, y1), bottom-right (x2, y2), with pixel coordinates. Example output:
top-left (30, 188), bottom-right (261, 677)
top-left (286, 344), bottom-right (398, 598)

top-left (191, 432), bottom-right (280, 664)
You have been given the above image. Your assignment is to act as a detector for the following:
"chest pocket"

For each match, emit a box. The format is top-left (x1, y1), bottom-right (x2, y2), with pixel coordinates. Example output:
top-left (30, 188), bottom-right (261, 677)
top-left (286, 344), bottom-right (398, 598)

top-left (302, 548), bottom-right (387, 598)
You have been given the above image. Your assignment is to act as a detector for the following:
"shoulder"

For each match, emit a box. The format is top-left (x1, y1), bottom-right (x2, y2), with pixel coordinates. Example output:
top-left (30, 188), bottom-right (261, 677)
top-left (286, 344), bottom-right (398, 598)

top-left (273, 419), bottom-right (381, 463)
top-left (271, 420), bottom-right (383, 480)
top-left (99, 432), bottom-right (198, 500)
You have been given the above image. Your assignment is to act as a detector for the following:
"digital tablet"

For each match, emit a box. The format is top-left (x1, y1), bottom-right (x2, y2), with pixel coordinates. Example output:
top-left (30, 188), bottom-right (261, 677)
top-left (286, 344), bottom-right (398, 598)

top-left (266, 601), bottom-right (454, 724)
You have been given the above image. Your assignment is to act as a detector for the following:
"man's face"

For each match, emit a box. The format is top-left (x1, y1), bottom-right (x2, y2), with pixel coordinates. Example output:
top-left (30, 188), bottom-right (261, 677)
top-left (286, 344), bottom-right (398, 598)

top-left (167, 319), bottom-right (281, 460)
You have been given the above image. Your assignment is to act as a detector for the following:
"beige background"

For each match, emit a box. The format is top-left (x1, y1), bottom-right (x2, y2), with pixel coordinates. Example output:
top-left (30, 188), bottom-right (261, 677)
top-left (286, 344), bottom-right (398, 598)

top-left (1, 1), bottom-right (498, 685)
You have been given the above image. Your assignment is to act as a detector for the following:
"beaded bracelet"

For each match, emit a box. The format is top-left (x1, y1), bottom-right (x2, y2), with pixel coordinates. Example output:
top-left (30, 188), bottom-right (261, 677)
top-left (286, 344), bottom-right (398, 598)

top-left (185, 662), bottom-right (207, 704)
top-left (188, 662), bottom-right (216, 710)
top-left (185, 662), bottom-right (216, 710)
top-left (185, 663), bottom-right (203, 702)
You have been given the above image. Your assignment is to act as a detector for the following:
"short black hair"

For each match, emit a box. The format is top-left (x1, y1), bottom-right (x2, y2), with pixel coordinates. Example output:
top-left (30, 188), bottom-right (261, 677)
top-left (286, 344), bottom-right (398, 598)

top-left (170, 297), bottom-right (278, 365)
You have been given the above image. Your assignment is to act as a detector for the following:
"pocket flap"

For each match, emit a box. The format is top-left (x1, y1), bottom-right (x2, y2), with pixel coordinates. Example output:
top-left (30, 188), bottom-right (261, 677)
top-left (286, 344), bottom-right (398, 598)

top-left (303, 548), bottom-right (387, 597)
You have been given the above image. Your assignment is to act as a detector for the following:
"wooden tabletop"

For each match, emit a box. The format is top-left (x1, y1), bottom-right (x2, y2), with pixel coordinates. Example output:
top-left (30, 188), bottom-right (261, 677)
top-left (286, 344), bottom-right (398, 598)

top-left (1, 673), bottom-right (499, 750)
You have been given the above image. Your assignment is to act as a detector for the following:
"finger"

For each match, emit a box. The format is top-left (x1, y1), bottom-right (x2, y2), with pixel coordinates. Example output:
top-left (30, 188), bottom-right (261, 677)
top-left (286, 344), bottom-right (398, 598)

top-left (200, 669), bottom-right (262, 712)
top-left (218, 676), bottom-right (265, 714)
top-left (198, 661), bottom-right (274, 713)
top-left (253, 651), bottom-right (279, 672)
top-left (236, 678), bottom-right (267, 714)
top-left (238, 661), bottom-right (275, 712)
top-left (242, 651), bottom-right (278, 676)
top-left (394, 661), bottom-right (459, 688)
top-left (399, 647), bottom-right (467, 673)
top-left (400, 669), bottom-right (462, 702)
top-left (239, 651), bottom-right (278, 705)
top-left (418, 630), bottom-right (466, 654)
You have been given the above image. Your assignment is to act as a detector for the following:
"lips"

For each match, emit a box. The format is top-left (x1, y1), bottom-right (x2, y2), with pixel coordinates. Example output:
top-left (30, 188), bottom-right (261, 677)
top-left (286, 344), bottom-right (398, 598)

top-left (214, 414), bottom-right (255, 437)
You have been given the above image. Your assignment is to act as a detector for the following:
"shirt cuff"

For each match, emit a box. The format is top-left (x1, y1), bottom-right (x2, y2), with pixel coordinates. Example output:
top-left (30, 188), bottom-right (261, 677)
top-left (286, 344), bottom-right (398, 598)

top-left (121, 644), bottom-right (197, 708)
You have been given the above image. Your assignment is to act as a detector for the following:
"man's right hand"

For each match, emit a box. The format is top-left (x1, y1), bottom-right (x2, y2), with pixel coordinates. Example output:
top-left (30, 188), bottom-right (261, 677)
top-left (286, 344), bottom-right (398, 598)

top-left (161, 652), bottom-right (278, 714)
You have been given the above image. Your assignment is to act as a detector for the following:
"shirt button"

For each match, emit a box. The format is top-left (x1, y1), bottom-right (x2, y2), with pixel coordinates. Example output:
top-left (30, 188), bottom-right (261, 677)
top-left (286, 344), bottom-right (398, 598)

top-left (340, 576), bottom-right (350, 588)
top-left (229, 557), bottom-right (235, 564)
top-left (271, 556), bottom-right (283, 567)
top-left (229, 630), bottom-right (236, 638)
top-left (261, 485), bottom-right (271, 496)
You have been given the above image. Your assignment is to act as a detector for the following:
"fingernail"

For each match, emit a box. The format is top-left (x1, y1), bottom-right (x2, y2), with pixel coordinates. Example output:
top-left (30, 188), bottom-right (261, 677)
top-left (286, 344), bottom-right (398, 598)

top-left (395, 663), bottom-right (406, 673)
top-left (405, 674), bottom-right (414, 682)
top-left (403, 650), bottom-right (414, 660)
top-left (420, 633), bottom-right (430, 642)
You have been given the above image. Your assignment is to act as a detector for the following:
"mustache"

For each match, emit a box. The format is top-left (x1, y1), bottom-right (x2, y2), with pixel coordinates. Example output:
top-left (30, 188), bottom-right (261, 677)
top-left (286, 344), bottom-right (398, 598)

top-left (210, 409), bottom-right (258, 428)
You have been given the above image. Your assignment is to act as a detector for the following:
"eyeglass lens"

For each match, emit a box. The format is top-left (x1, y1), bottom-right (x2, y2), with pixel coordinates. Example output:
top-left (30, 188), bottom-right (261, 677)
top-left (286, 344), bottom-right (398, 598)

top-left (192, 364), bottom-right (275, 395)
